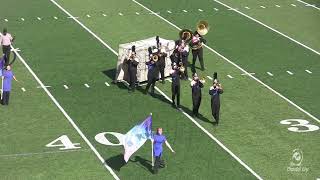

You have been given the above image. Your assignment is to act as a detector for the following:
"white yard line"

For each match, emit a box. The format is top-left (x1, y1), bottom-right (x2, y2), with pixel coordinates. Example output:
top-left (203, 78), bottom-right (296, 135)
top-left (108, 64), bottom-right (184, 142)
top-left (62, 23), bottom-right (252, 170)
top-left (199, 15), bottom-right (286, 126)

top-left (267, 72), bottom-right (274, 76)
top-left (305, 69), bottom-right (312, 74)
top-left (132, 0), bottom-right (320, 124)
top-left (296, 0), bottom-right (320, 10)
top-left (0, 149), bottom-right (89, 158)
top-left (208, 0), bottom-right (320, 55)
top-left (37, 85), bottom-right (52, 88)
top-left (286, 70), bottom-right (294, 75)
top-left (63, 85), bottom-right (69, 89)
top-left (227, 74), bottom-right (234, 79)
top-left (241, 72), bottom-right (255, 75)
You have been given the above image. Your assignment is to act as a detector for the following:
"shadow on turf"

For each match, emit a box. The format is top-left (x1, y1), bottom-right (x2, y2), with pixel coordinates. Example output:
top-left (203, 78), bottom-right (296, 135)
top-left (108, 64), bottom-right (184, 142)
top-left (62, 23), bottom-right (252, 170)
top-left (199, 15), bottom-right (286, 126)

top-left (105, 154), bottom-right (153, 173)
top-left (105, 154), bottom-right (126, 172)
top-left (130, 156), bottom-right (153, 173)
top-left (179, 105), bottom-right (213, 124)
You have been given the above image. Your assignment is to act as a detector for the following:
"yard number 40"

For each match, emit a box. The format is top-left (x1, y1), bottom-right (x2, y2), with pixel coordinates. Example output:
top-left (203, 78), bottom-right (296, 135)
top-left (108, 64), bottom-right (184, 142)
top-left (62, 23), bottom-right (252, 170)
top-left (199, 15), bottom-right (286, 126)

top-left (46, 135), bottom-right (81, 150)
top-left (280, 119), bottom-right (319, 133)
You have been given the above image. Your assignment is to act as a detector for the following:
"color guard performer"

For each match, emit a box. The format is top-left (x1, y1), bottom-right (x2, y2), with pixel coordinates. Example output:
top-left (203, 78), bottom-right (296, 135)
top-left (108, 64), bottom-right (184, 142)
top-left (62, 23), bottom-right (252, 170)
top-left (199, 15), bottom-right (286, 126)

top-left (190, 73), bottom-right (204, 117)
top-left (152, 127), bottom-right (175, 174)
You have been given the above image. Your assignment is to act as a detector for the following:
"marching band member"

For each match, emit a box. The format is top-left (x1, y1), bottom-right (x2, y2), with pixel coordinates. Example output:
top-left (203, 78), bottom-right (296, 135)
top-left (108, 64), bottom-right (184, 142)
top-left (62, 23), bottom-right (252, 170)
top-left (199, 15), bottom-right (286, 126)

top-left (176, 39), bottom-right (189, 80)
top-left (190, 73), bottom-right (204, 117)
top-left (170, 49), bottom-right (181, 68)
top-left (144, 48), bottom-right (159, 95)
top-left (170, 63), bottom-right (182, 108)
top-left (209, 77), bottom-right (223, 125)
top-left (123, 46), bottom-right (139, 92)
top-left (190, 31), bottom-right (206, 73)
top-left (158, 46), bottom-right (167, 84)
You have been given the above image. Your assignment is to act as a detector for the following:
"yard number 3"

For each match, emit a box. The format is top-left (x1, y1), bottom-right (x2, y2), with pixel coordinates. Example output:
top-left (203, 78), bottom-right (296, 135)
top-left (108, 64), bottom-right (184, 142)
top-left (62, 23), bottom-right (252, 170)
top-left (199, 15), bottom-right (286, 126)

top-left (280, 119), bottom-right (319, 133)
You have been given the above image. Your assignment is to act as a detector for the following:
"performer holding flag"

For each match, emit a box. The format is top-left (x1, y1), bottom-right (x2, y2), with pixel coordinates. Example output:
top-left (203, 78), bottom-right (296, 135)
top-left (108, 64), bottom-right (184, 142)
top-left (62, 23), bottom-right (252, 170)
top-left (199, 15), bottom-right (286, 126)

top-left (152, 127), bottom-right (175, 174)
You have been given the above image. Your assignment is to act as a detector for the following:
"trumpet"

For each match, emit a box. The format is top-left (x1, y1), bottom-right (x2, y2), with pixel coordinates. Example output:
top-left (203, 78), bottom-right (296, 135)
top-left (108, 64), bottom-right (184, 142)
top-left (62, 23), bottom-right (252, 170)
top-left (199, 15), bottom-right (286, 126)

top-left (179, 65), bottom-right (185, 73)
top-left (200, 77), bottom-right (206, 84)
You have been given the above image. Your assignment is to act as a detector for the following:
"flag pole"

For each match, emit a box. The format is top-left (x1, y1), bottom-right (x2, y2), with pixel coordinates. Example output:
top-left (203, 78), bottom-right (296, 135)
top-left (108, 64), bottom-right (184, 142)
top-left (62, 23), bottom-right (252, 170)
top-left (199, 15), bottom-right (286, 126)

top-left (151, 139), bottom-right (154, 167)
top-left (150, 112), bottom-right (154, 167)
top-left (1, 76), bottom-right (3, 101)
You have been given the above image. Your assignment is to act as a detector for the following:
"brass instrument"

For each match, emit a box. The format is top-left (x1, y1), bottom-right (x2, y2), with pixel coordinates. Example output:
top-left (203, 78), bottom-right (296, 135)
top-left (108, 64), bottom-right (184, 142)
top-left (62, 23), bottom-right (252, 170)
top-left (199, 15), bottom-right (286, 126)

top-left (152, 54), bottom-right (159, 62)
top-left (196, 20), bottom-right (209, 36)
top-left (200, 77), bottom-right (206, 84)
top-left (179, 29), bottom-right (193, 42)
top-left (178, 62), bottom-right (185, 72)
top-left (191, 21), bottom-right (210, 50)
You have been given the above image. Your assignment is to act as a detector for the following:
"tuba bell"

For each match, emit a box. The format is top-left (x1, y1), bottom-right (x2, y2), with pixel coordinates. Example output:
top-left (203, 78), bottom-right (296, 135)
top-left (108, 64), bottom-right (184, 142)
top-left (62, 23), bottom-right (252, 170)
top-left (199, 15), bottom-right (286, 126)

top-left (196, 20), bottom-right (209, 36)
top-left (179, 29), bottom-right (193, 42)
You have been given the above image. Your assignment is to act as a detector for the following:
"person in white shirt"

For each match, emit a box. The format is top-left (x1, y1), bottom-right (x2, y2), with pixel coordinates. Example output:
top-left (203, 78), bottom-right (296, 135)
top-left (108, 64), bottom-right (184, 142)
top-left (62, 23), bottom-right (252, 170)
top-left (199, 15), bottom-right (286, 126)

top-left (0, 28), bottom-right (14, 65)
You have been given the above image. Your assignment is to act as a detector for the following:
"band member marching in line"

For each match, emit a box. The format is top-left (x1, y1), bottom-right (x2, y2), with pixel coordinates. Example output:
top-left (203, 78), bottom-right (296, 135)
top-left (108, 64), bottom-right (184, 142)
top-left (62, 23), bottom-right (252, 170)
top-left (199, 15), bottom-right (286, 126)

top-left (209, 72), bottom-right (223, 125)
top-left (190, 31), bottom-right (206, 73)
top-left (144, 47), bottom-right (160, 95)
top-left (123, 45), bottom-right (139, 92)
top-left (176, 40), bottom-right (189, 80)
top-left (170, 49), bottom-right (181, 68)
top-left (158, 46), bottom-right (167, 84)
top-left (190, 21), bottom-right (209, 73)
top-left (190, 73), bottom-right (205, 117)
top-left (170, 62), bottom-right (183, 108)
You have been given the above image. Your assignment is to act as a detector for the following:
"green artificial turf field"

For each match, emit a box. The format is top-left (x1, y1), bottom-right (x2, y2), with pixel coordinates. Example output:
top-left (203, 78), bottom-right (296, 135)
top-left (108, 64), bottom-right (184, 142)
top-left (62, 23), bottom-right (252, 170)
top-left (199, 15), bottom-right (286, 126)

top-left (0, 0), bottom-right (319, 179)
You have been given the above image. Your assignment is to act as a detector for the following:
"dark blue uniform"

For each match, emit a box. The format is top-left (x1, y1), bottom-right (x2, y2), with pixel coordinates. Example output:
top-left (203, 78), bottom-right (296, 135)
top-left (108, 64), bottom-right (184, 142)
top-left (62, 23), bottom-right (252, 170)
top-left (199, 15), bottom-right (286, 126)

top-left (209, 87), bottom-right (223, 124)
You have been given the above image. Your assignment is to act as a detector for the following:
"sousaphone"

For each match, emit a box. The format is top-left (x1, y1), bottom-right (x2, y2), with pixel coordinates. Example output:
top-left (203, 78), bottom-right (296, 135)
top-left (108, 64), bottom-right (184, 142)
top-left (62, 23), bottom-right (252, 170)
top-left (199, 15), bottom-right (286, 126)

top-left (196, 20), bottom-right (209, 36)
top-left (179, 29), bottom-right (193, 42)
